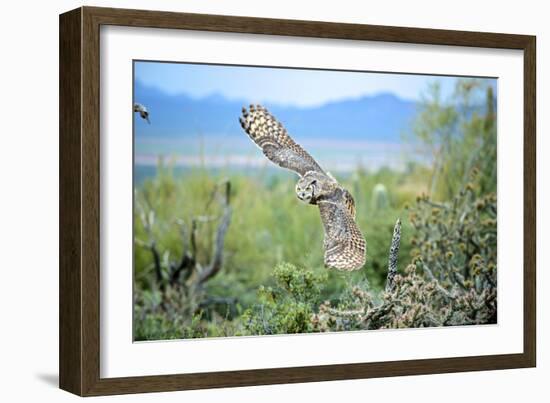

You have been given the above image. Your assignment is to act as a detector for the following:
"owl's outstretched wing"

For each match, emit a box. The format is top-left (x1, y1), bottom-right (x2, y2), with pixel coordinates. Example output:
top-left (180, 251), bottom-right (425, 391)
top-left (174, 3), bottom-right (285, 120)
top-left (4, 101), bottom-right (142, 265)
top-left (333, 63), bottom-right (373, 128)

top-left (239, 105), bottom-right (325, 177)
top-left (318, 195), bottom-right (366, 271)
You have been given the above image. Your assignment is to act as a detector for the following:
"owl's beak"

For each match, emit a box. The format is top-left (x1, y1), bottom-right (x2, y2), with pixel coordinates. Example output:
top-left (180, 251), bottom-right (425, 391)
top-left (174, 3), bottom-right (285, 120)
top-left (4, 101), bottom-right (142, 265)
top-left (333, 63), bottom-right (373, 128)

top-left (297, 192), bottom-right (311, 202)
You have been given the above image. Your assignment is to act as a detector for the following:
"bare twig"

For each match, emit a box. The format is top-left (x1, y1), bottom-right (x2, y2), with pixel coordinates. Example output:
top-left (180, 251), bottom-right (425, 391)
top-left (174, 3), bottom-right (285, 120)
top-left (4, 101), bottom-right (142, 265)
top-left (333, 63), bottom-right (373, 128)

top-left (422, 200), bottom-right (447, 209)
top-left (169, 253), bottom-right (195, 285)
top-left (190, 219), bottom-right (198, 259)
top-left (197, 180), bottom-right (232, 285)
top-left (323, 306), bottom-right (365, 318)
top-left (422, 263), bottom-right (455, 300)
top-left (150, 242), bottom-right (163, 287)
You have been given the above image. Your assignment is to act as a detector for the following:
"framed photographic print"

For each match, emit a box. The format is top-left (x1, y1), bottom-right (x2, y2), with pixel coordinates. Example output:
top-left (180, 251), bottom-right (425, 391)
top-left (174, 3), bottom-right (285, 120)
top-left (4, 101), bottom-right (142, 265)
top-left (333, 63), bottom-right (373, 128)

top-left (59, 6), bottom-right (536, 396)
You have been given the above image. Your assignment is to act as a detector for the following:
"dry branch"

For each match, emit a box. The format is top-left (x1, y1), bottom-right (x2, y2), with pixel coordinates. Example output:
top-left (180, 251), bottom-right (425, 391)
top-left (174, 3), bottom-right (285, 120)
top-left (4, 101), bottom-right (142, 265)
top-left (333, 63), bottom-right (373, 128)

top-left (197, 180), bottom-right (232, 285)
top-left (135, 179), bottom-right (233, 312)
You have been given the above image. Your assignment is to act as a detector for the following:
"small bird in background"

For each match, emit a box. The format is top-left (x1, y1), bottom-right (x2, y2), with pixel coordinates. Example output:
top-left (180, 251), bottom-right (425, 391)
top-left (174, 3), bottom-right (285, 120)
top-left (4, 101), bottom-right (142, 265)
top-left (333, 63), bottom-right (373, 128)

top-left (133, 103), bottom-right (150, 124)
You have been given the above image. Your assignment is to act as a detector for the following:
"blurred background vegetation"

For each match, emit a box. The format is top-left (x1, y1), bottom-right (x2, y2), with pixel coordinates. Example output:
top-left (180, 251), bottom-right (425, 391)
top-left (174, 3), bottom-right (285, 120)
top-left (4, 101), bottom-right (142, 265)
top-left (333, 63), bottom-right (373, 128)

top-left (133, 78), bottom-right (497, 340)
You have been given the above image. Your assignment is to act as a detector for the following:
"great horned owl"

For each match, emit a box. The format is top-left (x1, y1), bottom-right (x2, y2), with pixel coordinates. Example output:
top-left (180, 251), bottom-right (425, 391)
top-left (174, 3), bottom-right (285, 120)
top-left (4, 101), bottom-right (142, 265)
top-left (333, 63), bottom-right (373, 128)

top-left (134, 103), bottom-right (150, 124)
top-left (239, 104), bottom-right (366, 271)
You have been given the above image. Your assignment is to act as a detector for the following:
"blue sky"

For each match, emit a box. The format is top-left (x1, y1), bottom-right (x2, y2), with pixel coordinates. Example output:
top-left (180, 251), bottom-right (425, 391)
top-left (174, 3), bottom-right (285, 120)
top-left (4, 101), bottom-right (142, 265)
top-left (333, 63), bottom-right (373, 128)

top-left (134, 61), bottom-right (469, 108)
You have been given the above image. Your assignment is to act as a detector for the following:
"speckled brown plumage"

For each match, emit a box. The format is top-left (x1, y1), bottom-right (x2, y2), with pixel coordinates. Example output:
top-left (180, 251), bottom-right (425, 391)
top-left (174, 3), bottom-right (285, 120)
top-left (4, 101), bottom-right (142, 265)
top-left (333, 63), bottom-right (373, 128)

top-left (319, 199), bottom-right (366, 271)
top-left (240, 105), bottom-right (366, 271)
top-left (239, 104), bottom-right (324, 176)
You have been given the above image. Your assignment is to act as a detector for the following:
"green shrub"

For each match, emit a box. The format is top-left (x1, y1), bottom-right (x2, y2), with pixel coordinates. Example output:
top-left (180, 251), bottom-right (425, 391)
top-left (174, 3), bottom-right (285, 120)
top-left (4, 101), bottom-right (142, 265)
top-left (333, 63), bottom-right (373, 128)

top-left (241, 263), bottom-right (327, 335)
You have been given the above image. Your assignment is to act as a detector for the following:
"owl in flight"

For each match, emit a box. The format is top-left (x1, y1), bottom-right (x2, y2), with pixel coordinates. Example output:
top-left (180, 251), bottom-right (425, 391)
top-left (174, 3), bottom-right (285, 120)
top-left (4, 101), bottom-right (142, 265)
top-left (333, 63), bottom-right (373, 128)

top-left (239, 105), bottom-right (366, 271)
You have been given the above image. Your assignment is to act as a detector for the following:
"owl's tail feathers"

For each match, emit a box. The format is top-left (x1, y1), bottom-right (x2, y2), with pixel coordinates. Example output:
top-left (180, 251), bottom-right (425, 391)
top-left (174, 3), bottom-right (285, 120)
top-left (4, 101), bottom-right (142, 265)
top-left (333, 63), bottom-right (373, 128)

top-left (324, 239), bottom-right (367, 271)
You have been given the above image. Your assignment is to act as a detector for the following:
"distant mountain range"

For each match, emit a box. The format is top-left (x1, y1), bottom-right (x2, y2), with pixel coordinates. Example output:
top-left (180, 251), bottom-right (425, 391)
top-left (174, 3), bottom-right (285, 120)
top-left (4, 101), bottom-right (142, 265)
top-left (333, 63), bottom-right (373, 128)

top-left (133, 81), bottom-right (418, 142)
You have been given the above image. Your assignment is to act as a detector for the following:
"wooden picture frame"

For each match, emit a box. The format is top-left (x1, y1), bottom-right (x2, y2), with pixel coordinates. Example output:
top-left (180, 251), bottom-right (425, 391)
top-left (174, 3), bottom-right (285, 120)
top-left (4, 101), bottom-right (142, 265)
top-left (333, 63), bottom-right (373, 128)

top-left (59, 6), bottom-right (536, 396)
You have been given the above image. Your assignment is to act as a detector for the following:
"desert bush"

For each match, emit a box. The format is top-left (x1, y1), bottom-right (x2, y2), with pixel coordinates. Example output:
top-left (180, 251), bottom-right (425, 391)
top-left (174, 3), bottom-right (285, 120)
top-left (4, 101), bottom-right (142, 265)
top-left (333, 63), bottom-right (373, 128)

top-left (134, 178), bottom-right (234, 340)
top-left (241, 263), bottom-right (327, 335)
top-left (312, 171), bottom-right (497, 332)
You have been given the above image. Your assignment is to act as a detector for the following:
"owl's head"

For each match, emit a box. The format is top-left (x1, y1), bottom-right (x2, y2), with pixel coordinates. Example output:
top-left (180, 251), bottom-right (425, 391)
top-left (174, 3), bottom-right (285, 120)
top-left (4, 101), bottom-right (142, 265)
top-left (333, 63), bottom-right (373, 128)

top-left (295, 171), bottom-right (325, 204)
